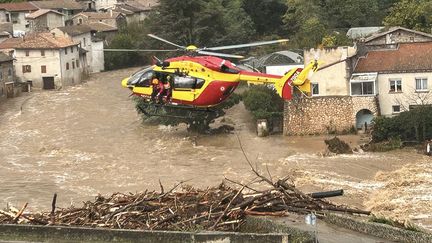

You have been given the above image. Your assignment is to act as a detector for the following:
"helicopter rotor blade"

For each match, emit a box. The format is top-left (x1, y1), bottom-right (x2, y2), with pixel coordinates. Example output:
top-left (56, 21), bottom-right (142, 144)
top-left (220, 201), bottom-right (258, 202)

top-left (204, 39), bottom-right (289, 51)
top-left (103, 49), bottom-right (179, 52)
top-left (197, 50), bottom-right (244, 59)
top-left (147, 34), bottom-right (186, 49)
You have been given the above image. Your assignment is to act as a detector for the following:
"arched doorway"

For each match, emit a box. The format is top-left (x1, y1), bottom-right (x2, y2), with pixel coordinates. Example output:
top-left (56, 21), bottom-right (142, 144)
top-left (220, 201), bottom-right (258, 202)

top-left (356, 109), bottom-right (373, 129)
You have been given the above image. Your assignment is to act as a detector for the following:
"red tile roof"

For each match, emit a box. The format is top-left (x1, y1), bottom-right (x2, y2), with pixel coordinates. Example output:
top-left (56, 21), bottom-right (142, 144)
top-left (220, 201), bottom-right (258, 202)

top-left (0, 33), bottom-right (78, 50)
top-left (0, 38), bottom-right (23, 49)
top-left (354, 42), bottom-right (432, 73)
top-left (0, 2), bottom-right (38, 11)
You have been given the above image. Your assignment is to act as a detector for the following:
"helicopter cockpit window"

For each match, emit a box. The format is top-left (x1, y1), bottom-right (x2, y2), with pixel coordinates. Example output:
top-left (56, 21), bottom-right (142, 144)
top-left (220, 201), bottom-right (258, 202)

top-left (135, 70), bottom-right (153, 87)
top-left (174, 76), bottom-right (196, 89)
top-left (127, 67), bottom-right (153, 86)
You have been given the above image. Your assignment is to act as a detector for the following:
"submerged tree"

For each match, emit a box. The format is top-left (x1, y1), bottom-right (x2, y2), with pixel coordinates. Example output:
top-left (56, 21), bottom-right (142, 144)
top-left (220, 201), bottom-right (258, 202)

top-left (134, 93), bottom-right (241, 133)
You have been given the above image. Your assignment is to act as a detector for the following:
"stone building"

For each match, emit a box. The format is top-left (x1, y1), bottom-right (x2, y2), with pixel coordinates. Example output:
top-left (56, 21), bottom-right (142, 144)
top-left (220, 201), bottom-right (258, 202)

top-left (283, 27), bottom-right (432, 135)
top-left (26, 9), bottom-right (65, 32)
top-left (0, 52), bottom-right (14, 98)
top-left (363, 26), bottom-right (432, 46)
top-left (284, 46), bottom-right (379, 135)
top-left (0, 32), bottom-right (82, 89)
top-left (71, 11), bottom-right (126, 28)
top-left (114, 1), bottom-right (150, 23)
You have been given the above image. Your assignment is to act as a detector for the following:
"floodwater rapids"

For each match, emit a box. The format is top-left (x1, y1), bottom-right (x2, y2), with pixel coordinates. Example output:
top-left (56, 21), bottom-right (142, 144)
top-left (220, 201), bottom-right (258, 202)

top-left (0, 68), bottom-right (431, 230)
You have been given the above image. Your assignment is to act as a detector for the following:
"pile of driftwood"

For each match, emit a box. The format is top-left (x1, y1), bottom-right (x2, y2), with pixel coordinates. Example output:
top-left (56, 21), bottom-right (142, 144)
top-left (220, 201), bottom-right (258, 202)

top-left (0, 178), bottom-right (369, 231)
top-left (0, 136), bottom-right (369, 231)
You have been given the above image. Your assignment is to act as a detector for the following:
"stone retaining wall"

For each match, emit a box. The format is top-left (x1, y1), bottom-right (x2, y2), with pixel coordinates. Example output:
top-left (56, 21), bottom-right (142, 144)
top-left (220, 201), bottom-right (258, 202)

top-left (0, 224), bottom-right (289, 243)
top-left (324, 213), bottom-right (432, 242)
top-left (284, 96), bottom-right (378, 135)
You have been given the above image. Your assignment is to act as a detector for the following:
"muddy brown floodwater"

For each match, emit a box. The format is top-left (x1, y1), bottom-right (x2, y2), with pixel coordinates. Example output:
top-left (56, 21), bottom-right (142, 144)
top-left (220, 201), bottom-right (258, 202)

top-left (0, 68), bottom-right (431, 231)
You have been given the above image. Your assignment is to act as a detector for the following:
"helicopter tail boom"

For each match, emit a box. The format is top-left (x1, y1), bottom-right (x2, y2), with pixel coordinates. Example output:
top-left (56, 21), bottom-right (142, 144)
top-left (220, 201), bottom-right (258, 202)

top-left (239, 60), bottom-right (320, 100)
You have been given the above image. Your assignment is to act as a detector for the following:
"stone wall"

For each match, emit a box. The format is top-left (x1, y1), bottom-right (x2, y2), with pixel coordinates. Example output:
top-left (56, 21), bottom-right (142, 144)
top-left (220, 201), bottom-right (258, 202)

top-left (284, 96), bottom-right (378, 135)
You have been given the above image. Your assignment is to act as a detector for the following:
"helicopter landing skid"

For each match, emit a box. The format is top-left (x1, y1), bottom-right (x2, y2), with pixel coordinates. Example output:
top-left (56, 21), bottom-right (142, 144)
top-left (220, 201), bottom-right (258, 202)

top-left (137, 102), bottom-right (216, 120)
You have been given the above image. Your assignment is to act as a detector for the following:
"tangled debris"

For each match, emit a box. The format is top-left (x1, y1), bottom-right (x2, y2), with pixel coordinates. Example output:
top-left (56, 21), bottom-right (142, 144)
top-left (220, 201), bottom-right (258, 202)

top-left (325, 137), bottom-right (353, 154)
top-left (0, 178), bottom-right (369, 232)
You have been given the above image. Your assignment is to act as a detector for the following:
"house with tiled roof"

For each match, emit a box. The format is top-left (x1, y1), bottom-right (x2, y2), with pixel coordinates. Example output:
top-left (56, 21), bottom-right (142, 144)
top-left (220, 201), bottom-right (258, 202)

top-left (0, 2), bottom-right (38, 35)
top-left (114, 0), bottom-right (151, 23)
top-left (26, 9), bottom-right (65, 32)
top-left (30, 0), bottom-right (83, 24)
top-left (51, 24), bottom-right (104, 73)
top-left (72, 11), bottom-right (125, 28)
top-left (353, 42), bottom-right (432, 116)
top-left (0, 32), bottom-right (83, 89)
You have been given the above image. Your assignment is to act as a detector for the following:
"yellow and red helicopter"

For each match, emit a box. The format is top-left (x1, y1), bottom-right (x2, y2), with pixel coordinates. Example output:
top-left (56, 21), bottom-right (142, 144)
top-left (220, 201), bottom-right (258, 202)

top-left (113, 34), bottom-right (319, 111)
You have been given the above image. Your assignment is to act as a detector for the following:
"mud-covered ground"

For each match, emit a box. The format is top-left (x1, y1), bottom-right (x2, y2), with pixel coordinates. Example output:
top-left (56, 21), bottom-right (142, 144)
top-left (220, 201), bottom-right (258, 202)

top-left (0, 68), bottom-right (430, 231)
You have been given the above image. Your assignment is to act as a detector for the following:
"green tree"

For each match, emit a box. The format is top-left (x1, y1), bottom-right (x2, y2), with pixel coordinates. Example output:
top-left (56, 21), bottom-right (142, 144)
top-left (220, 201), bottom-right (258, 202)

top-left (105, 32), bottom-right (143, 70)
top-left (319, 0), bottom-right (381, 28)
top-left (384, 0), bottom-right (432, 33)
top-left (242, 85), bottom-right (284, 120)
top-left (242, 0), bottom-right (288, 36)
top-left (147, 0), bottom-right (255, 48)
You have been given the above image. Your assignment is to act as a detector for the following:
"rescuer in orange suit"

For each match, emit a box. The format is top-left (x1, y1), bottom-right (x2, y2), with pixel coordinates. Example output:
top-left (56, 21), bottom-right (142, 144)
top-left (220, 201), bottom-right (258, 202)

top-left (151, 76), bottom-right (160, 102)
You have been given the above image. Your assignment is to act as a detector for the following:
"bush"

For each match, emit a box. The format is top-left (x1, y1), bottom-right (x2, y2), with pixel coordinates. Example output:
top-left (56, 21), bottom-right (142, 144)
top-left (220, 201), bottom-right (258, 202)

top-left (372, 106), bottom-right (432, 142)
top-left (242, 85), bottom-right (283, 120)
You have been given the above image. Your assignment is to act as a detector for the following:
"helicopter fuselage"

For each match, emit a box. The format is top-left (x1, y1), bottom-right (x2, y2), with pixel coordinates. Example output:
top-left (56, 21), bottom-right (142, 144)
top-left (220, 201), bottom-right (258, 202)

top-left (123, 55), bottom-right (303, 107)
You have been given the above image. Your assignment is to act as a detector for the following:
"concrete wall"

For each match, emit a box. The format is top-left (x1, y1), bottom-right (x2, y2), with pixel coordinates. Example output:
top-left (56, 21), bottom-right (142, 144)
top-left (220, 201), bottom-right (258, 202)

top-left (284, 96), bottom-right (378, 135)
top-left (15, 49), bottom-right (62, 88)
top-left (0, 61), bottom-right (14, 97)
top-left (0, 224), bottom-right (289, 243)
top-left (377, 72), bottom-right (432, 116)
top-left (11, 11), bottom-right (29, 33)
top-left (0, 9), bottom-right (9, 22)
top-left (324, 213), bottom-right (432, 243)
top-left (304, 47), bottom-right (356, 96)
top-left (366, 29), bottom-right (432, 45)
top-left (91, 39), bottom-right (104, 72)
top-left (95, 0), bottom-right (118, 11)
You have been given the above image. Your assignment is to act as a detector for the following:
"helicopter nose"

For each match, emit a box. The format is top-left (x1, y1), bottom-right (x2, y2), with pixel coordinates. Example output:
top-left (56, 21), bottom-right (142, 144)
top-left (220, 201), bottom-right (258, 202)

top-left (121, 77), bottom-right (129, 88)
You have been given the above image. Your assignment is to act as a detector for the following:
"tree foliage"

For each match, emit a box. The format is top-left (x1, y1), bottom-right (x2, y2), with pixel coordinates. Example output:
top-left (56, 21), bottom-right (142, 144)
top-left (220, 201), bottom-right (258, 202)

top-left (372, 107), bottom-right (432, 142)
top-left (384, 0), bottom-right (432, 33)
top-left (242, 85), bottom-right (284, 120)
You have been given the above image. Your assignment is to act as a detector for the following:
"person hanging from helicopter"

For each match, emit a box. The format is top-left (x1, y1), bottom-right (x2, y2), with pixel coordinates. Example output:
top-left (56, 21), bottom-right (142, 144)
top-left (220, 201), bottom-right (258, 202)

top-left (151, 74), bottom-right (160, 102)
top-left (156, 76), bottom-right (165, 103)
top-left (164, 75), bottom-right (173, 102)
